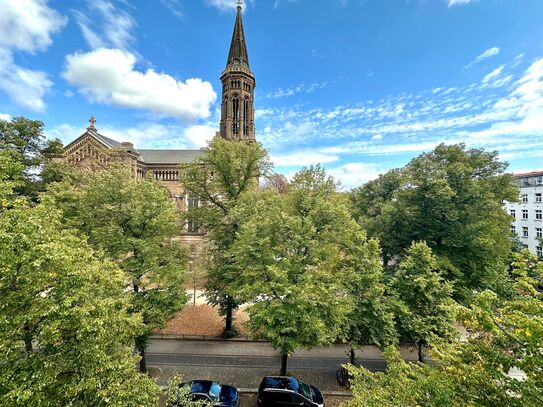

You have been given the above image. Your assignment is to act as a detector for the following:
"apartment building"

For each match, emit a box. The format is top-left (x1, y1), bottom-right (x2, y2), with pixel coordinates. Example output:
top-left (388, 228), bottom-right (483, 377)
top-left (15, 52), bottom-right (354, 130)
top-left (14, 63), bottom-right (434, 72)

top-left (505, 170), bottom-right (543, 257)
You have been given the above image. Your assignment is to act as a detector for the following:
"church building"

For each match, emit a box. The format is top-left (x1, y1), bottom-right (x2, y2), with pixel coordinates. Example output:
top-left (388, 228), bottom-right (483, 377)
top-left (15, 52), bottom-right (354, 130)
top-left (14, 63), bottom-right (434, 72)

top-left (61, 3), bottom-right (255, 244)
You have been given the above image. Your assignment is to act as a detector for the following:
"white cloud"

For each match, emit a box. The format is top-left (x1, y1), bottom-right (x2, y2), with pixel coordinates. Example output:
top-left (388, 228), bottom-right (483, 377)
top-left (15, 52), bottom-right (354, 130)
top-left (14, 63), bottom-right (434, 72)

top-left (465, 46), bottom-right (500, 68)
top-left (0, 49), bottom-right (53, 112)
top-left (206, 0), bottom-right (254, 11)
top-left (0, 0), bottom-right (66, 111)
top-left (183, 124), bottom-right (217, 148)
top-left (0, 113), bottom-right (11, 121)
top-left (0, 0), bottom-right (66, 53)
top-left (327, 162), bottom-right (381, 190)
top-left (447, 0), bottom-right (476, 7)
top-left (47, 121), bottom-right (216, 150)
top-left (160, 0), bottom-right (184, 18)
top-left (62, 48), bottom-right (217, 121)
top-left (265, 82), bottom-right (328, 99)
top-left (482, 66), bottom-right (504, 84)
top-left (74, 0), bottom-right (135, 50)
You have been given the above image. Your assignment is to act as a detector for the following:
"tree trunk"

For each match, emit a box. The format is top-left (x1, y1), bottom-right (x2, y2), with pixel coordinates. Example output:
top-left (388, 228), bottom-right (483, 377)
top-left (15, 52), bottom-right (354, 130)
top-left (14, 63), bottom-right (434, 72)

top-left (349, 347), bottom-right (356, 365)
top-left (225, 304), bottom-right (233, 333)
top-left (139, 345), bottom-right (147, 373)
top-left (23, 322), bottom-right (33, 353)
top-left (280, 353), bottom-right (288, 376)
top-left (417, 341), bottom-right (424, 363)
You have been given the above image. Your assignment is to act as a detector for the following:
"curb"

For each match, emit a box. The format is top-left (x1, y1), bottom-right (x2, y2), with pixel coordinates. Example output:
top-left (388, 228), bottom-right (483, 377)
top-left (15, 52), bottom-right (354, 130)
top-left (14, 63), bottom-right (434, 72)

top-left (151, 334), bottom-right (267, 342)
top-left (159, 386), bottom-right (351, 397)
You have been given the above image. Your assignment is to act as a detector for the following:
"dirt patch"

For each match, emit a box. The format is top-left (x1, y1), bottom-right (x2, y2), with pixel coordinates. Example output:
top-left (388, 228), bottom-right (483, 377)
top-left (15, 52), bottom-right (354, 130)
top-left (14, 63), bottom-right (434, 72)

top-left (157, 304), bottom-right (251, 337)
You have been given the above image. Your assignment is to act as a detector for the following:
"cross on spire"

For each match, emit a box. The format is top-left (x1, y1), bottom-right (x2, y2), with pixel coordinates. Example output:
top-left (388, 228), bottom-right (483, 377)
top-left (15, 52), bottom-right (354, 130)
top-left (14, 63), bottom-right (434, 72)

top-left (88, 116), bottom-right (96, 130)
top-left (237, 0), bottom-right (242, 7)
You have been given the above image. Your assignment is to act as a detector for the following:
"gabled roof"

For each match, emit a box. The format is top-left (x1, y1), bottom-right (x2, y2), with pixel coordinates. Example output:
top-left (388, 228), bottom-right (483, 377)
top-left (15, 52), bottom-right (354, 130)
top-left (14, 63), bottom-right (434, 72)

top-left (63, 128), bottom-right (121, 150)
top-left (227, 5), bottom-right (250, 68)
top-left (138, 149), bottom-right (201, 164)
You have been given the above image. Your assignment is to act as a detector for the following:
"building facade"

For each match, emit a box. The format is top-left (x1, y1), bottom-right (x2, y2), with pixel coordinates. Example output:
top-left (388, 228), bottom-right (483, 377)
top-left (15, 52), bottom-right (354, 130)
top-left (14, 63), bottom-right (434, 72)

top-left (505, 170), bottom-right (543, 257)
top-left (61, 4), bottom-right (254, 245)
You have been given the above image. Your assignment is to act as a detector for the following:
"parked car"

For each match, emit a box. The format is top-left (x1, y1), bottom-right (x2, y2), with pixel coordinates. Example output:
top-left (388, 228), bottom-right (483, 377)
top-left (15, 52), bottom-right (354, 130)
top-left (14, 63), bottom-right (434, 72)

top-left (171, 380), bottom-right (239, 407)
top-left (257, 376), bottom-right (325, 407)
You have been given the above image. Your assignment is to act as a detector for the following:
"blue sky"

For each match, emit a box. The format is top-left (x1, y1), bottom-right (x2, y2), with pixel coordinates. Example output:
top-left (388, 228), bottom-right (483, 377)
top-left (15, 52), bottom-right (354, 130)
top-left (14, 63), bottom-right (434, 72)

top-left (1, 0), bottom-right (542, 188)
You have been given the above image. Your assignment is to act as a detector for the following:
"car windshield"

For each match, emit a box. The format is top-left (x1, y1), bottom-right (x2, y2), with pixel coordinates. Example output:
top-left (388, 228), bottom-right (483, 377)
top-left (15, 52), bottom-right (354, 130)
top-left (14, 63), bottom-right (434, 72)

top-left (298, 380), bottom-right (311, 399)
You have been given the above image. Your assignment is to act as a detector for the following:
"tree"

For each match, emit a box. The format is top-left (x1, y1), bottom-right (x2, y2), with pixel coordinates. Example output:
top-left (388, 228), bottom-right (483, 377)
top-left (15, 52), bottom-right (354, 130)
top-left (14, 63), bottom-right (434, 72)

top-left (0, 202), bottom-right (160, 406)
top-left (392, 242), bottom-right (456, 362)
top-left (230, 166), bottom-right (386, 374)
top-left (341, 237), bottom-right (398, 364)
top-left (45, 166), bottom-right (187, 372)
top-left (345, 249), bottom-right (543, 407)
top-left (0, 150), bottom-right (25, 209)
top-left (351, 144), bottom-right (518, 297)
top-left (0, 116), bottom-right (63, 201)
top-left (180, 137), bottom-right (271, 336)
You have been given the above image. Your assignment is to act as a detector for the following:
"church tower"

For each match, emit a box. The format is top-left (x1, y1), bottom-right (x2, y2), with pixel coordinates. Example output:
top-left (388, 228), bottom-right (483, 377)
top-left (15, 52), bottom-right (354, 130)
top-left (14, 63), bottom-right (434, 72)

top-left (219, 2), bottom-right (256, 141)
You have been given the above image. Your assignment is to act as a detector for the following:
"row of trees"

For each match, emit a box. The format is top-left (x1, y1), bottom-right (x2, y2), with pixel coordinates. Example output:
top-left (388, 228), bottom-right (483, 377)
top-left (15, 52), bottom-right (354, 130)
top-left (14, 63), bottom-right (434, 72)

top-left (2, 115), bottom-right (540, 404)
top-left (1, 117), bottom-right (187, 405)
top-left (179, 139), bottom-right (523, 377)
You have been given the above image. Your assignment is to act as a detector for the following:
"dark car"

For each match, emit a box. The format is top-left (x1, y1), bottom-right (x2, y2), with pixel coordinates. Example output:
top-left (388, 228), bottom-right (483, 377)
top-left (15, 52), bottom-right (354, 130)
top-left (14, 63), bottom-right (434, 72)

top-left (171, 380), bottom-right (239, 407)
top-left (257, 376), bottom-right (324, 407)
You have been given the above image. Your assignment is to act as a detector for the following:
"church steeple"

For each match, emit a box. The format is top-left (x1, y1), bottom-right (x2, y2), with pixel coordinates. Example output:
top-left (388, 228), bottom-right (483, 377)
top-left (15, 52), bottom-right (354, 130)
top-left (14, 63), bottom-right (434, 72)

top-left (219, 1), bottom-right (256, 141)
top-left (227, 3), bottom-right (250, 68)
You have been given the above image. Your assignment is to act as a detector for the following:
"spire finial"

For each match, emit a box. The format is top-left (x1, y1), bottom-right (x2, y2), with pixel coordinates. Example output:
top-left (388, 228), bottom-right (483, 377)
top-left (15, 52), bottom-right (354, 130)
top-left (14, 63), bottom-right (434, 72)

top-left (88, 116), bottom-right (96, 130)
top-left (237, 0), bottom-right (242, 9)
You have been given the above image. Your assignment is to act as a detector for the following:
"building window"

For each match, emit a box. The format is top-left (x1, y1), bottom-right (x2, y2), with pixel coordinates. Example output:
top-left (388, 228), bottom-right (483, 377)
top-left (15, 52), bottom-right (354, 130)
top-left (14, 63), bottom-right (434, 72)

top-left (537, 210), bottom-right (543, 220)
top-left (537, 246), bottom-right (543, 258)
top-left (522, 209), bottom-right (529, 220)
top-left (536, 193), bottom-right (542, 203)
top-left (523, 226), bottom-right (529, 238)
top-left (511, 225), bottom-right (516, 234)
top-left (510, 209), bottom-right (516, 219)
top-left (537, 227), bottom-right (542, 239)
top-left (521, 194), bottom-right (528, 203)
top-left (186, 194), bottom-right (200, 233)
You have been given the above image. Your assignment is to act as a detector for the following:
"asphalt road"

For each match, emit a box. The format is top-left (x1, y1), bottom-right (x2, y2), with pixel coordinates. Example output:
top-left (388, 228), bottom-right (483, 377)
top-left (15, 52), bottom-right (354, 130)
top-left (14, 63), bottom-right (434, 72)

top-left (147, 338), bottom-right (387, 392)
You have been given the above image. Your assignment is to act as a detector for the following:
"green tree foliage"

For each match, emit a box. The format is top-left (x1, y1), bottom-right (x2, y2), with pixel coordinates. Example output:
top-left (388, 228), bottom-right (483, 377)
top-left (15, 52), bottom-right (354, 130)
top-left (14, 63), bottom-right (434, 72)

top-left (0, 150), bottom-right (25, 208)
top-left (0, 116), bottom-right (64, 201)
top-left (392, 242), bottom-right (456, 361)
top-left (350, 144), bottom-right (518, 297)
top-left (345, 249), bottom-right (543, 407)
top-left (230, 166), bottom-right (389, 374)
top-left (45, 166), bottom-right (187, 372)
top-left (0, 203), bottom-right (159, 406)
top-left (180, 137), bottom-right (271, 336)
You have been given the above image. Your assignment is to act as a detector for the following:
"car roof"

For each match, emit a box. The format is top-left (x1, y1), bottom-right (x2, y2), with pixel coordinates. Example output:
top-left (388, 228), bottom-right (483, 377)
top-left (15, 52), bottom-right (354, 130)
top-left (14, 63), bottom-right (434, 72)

top-left (260, 376), bottom-right (300, 392)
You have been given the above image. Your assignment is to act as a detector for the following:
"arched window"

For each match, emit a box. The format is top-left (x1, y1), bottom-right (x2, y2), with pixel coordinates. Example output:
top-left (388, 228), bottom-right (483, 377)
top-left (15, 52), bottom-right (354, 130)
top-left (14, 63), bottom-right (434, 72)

top-left (243, 97), bottom-right (249, 135)
top-left (232, 95), bottom-right (240, 134)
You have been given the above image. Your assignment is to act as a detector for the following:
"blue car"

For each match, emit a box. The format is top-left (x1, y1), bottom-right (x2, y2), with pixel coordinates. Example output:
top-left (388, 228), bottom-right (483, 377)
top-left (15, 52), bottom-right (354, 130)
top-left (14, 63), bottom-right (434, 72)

top-left (257, 376), bottom-right (325, 407)
top-left (172, 380), bottom-right (240, 407)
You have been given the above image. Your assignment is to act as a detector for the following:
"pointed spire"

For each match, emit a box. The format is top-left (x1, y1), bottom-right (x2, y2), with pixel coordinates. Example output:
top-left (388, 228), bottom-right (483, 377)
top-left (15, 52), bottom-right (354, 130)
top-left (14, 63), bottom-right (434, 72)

top-left (226, 1), bottom-right (250, 68)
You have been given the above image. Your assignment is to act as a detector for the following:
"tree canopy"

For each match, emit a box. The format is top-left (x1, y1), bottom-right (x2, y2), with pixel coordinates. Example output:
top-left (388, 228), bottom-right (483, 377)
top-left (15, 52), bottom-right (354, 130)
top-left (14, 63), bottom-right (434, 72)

top-left (0, 202), bottom-right (159, 406)
top-left (0, 116), bottom-right (63, 201)
top-left (230, 165), bottom-right (391, 374)
top-left (180, 137), bottom-right (271, 336)
top-left (350, 143), bottom-right (518, 297)
top-left (345, 249), bottom-right (543, 407)
top-left (45, 165), bottom-right (187, 372)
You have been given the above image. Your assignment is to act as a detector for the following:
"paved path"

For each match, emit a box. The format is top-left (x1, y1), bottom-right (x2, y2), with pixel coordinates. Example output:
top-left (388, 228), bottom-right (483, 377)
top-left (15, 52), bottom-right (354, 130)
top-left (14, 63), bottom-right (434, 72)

top-left (147, 338), bottom-right (387, 392)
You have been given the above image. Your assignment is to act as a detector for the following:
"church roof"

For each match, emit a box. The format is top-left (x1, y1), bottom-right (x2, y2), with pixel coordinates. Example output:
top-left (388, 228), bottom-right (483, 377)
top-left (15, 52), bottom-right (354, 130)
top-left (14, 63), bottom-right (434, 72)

top-left (92, 131), bottom-right (122, 149)
top-left (227, 5), bottom-right (250, 68)
top-left (138, 149), bottom-right (202, 164)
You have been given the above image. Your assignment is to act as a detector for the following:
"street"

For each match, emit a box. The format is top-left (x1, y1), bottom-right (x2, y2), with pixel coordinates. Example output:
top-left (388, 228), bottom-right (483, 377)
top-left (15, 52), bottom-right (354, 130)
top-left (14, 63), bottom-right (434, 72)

top-left (147, 338), bottom-right (387, 392)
